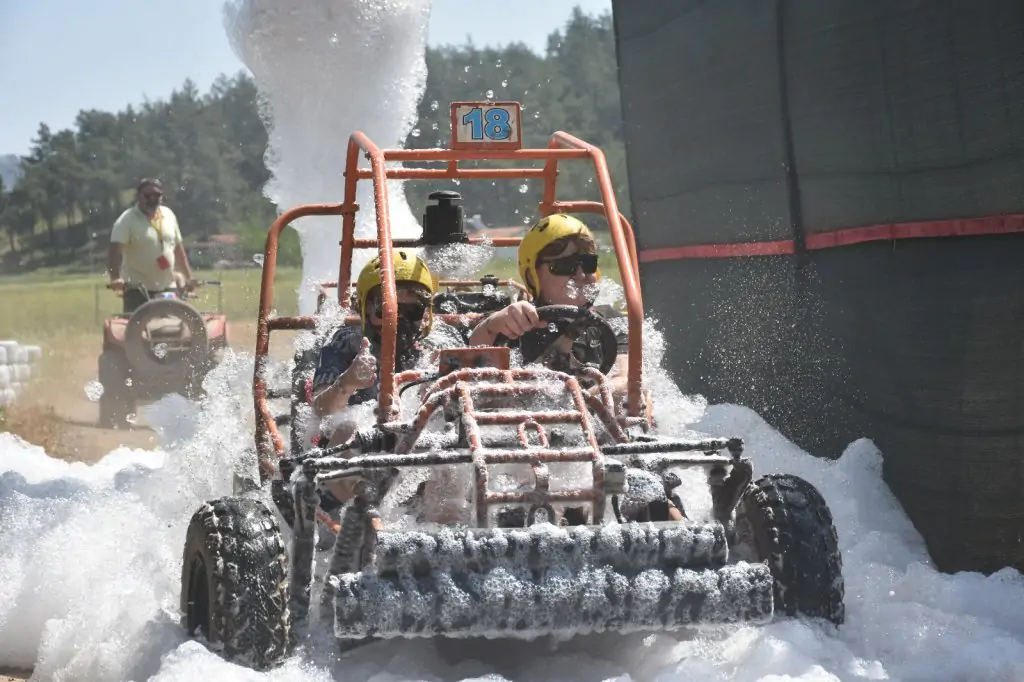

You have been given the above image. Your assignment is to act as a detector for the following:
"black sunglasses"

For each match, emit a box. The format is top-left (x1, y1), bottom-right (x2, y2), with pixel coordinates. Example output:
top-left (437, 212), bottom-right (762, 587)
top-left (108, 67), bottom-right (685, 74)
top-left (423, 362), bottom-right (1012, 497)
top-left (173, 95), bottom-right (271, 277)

top-left (543, 253), bottom-right (599, 277)
top-left (371, 301), bottom-right (426, 322)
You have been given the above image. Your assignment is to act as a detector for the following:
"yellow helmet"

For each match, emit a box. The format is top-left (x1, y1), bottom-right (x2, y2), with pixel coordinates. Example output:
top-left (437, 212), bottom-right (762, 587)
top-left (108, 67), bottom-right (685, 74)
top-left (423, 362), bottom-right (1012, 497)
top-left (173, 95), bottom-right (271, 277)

top-left (355, 249), bottom-right (436, 333)
top-left (518, 213), bottom-right (599, 297)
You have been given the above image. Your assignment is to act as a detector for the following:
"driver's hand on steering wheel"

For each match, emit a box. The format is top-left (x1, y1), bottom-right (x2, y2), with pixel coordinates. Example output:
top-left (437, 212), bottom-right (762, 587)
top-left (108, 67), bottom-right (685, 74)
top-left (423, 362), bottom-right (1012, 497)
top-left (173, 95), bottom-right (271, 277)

top-left (484, 301), bottom-right (547, 340)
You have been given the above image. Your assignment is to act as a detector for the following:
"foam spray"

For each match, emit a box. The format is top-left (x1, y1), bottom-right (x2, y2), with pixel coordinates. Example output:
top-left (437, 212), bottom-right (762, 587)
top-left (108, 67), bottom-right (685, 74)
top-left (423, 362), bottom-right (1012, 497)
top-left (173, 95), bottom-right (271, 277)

top-left (223, 0), bottom-right (432, 314)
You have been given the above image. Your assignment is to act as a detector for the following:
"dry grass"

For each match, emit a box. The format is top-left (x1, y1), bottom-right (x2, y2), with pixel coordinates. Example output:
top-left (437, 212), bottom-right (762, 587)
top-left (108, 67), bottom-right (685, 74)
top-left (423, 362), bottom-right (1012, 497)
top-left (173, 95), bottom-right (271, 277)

top-left (0, 401), bottom-right (71, 459)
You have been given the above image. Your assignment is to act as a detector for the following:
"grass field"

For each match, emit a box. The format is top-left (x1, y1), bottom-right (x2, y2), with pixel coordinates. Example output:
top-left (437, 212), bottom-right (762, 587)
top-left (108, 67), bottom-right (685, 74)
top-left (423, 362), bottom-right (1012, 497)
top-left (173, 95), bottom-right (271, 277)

top-left (0, 266), bottom-right (304, 341)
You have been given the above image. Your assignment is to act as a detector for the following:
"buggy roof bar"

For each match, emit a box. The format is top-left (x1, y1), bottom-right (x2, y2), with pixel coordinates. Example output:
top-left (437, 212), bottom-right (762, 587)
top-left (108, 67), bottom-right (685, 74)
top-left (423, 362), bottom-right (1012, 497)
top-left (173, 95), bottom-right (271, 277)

top-left (253, 101), bottom-right (645, 469)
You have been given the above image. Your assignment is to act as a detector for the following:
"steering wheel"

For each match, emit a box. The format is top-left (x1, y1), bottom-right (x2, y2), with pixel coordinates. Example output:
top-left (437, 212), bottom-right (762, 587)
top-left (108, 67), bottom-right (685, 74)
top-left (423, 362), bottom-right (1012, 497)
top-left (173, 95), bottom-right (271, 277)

top-left (493, 304), bottom-right (619, 376)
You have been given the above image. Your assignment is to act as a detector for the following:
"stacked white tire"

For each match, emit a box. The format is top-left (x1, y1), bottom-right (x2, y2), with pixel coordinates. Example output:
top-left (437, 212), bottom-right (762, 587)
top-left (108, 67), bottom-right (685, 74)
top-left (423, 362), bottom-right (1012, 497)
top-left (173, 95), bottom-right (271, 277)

top-left (0, 340), bottom-right (43, 406)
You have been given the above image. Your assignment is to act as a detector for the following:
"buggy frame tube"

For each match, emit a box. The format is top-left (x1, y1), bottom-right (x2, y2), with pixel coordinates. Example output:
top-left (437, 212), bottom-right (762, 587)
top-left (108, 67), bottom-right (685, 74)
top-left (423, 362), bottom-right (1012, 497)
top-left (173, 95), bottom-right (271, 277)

top-left (254, 202), bottom-right (353, 478)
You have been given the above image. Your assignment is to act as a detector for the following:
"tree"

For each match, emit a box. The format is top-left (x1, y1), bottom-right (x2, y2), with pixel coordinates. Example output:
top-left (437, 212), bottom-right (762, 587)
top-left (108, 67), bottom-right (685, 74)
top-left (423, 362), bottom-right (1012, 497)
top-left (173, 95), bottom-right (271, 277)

top-left (3, 6), bottom-right (628, 272)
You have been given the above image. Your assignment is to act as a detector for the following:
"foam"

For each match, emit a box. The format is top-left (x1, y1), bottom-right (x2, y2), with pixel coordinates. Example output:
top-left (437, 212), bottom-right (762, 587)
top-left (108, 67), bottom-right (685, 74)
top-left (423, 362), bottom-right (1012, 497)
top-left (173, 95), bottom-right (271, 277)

top-left (223, 0), bottom-right (432, 314)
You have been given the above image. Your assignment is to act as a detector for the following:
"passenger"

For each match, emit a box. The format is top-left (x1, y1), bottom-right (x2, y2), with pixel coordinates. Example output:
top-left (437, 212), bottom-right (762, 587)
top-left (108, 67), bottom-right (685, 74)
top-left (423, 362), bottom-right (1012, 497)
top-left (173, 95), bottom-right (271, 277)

top-left (311, 249), bottom-right (438, 446)
top-left (309, 249), bottom-right (441, 508)
top-left (469, 213), bottom-right (629, 402)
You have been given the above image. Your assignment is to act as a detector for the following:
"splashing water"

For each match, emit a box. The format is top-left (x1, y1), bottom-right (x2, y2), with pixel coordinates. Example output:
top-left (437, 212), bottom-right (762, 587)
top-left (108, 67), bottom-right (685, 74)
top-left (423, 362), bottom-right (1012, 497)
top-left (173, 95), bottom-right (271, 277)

top-left (1, 1), bottom-right (1023, 681)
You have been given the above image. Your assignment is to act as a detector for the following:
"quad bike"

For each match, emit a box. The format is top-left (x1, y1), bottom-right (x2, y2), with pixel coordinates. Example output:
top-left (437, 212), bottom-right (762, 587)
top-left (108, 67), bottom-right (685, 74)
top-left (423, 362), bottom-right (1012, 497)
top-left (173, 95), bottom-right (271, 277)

top-left (98, 280), bottom-right (229, 428)
top-left (178, 101), bottom-right (845, 670)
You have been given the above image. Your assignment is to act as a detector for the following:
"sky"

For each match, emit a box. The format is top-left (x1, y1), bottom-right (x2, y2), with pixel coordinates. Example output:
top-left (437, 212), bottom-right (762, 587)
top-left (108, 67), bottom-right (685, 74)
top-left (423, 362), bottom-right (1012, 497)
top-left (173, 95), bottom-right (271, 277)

top-left (0, 0), bottom-right (612, 156)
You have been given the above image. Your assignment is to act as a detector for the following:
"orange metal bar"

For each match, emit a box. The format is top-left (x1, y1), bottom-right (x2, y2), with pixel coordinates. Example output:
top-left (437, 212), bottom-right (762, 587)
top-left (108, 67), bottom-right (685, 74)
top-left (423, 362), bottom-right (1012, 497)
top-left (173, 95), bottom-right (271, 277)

top-left (545, 131), bottom-right (645, 417)
top-left (357, 168), bottom-right (548, 180)
top-left (346, 131), bottom-right (401, 422)
top-left (350, 236), bottom-right (521, 248)
top-left (254, 202), bottom-right (349, 471)
top-left (382, 148), bottom-right (589, 162)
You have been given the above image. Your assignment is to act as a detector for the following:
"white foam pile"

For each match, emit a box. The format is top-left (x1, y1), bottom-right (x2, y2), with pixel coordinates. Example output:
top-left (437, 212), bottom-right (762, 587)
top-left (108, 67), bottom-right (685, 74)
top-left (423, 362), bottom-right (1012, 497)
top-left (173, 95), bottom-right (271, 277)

top-left (2, 0), bottom-right (1024, 680)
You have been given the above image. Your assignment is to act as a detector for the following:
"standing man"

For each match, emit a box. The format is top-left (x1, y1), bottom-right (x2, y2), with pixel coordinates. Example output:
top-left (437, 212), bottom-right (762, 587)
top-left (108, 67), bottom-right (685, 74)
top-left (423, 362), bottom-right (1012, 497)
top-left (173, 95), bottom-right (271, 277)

top-left (107, 178), bottom-right (193, 313)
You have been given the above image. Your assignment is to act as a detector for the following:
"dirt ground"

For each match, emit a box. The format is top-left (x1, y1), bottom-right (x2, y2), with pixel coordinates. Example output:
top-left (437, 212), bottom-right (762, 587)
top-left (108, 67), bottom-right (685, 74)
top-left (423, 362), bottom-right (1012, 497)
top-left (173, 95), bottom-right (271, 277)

top-left (1, 321), bottom-right (300, 682)
top-left (6, 320), bottom-right (299, 463)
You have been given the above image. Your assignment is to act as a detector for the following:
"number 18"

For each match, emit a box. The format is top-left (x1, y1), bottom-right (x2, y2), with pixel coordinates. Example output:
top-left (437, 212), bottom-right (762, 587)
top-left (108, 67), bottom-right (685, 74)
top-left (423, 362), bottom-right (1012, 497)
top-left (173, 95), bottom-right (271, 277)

top-left (462, 107), bottom-right (512, 141)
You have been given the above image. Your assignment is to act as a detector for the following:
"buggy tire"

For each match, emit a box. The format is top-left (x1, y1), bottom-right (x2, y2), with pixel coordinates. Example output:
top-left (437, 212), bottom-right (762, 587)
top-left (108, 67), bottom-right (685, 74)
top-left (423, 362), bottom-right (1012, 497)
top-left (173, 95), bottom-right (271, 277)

top-left (180, 497), bottom-right (291, 669)
top-left (737, 474), bottom-right (845, 626)
top-left (98, 350), bottom-right (134, 429)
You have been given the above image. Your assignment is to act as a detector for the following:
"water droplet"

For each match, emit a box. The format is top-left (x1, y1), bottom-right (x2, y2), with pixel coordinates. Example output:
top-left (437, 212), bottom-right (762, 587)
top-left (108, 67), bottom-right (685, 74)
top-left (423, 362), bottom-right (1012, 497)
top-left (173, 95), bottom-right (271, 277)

top-left (518, 183), bottom-right (529, 194)
top-left (463, 65), bottom-right (470, 73)
top-left (411, 128), bottom-right (421, 137)
top-left (452, 179), bottom-right (461, 186)
top-left (548, 323), bottom-right (558, 333)
top-left (430, 100), bottom-right (439, 111)
top-left (431, 122), bottom-right (439, 130)
top-left (495, 59), bottom-right (502, 67)
top-left (124, 378), bottom-right (133, 387)
top-left (153, 343), bottom-right (168, 359)
top-left (485, 89), bottom-right (494, 99)
top-left (522, 215), bottom-right (532, 224)
top-left (84, 381), bottom-right (104, 402)
top-left (329, 33), bottom-right (339, 44)
top-left (501, 79), bottom-right (508, 87)
top-left (252, 254), bottom-right (265, 267)
top-left (126, 413), bottom-right (138, 425)
top-left (533, 111), bottom-right (541, 120)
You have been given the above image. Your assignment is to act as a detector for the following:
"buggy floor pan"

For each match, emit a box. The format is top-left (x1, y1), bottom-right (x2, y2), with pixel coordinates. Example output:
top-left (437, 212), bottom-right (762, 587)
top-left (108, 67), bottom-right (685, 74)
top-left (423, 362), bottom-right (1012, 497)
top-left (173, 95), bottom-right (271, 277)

top-left (328, 522), bottom-right (775, 640)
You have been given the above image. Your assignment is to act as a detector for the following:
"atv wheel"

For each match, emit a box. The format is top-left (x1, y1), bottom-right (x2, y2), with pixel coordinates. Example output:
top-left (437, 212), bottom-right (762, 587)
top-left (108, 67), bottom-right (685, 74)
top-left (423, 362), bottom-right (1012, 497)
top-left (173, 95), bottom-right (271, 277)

top-left (180, 497), bottom-right (291, 668)
top-left (98, 350), bottom-right (134, 429)
top-left (735, 474), bottom-right (845, 625)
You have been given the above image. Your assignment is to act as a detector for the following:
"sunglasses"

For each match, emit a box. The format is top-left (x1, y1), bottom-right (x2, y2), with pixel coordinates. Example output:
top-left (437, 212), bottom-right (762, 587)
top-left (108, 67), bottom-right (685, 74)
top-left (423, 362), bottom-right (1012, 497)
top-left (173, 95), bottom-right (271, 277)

top-left (371, 301), bottom-right (427, 323)
top-left (543, 253), bottom-right (599, 277)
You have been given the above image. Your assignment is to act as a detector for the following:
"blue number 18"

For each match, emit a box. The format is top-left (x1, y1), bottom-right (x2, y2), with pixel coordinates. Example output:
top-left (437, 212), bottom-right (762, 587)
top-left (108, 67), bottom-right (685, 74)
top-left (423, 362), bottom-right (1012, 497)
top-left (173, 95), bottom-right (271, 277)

top-left (462, 107), bottom-right (512, 141)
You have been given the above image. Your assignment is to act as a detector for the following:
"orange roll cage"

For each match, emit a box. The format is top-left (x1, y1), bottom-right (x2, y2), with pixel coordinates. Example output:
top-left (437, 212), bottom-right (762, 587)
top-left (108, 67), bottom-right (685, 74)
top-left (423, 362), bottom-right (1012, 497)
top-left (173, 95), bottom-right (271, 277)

top-left (253, 103), bottom-right (644, 479)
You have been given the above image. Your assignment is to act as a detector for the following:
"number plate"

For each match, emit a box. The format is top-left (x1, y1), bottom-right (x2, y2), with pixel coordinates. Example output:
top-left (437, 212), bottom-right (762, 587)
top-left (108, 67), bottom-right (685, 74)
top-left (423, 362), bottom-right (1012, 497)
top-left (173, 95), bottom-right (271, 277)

top-left (450, 101), bottom-right (523, 150)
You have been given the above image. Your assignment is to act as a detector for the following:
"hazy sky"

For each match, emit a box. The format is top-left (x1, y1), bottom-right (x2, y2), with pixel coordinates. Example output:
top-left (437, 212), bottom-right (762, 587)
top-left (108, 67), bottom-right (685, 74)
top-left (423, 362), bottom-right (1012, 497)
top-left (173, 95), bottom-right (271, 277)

top-left (0, 0), bottom-right (612, 155)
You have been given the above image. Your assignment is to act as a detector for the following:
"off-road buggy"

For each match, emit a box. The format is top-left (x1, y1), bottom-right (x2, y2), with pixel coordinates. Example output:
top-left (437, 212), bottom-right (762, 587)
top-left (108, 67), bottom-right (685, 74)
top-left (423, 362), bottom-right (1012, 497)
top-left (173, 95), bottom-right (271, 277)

top-left (178, 101), bottom-right (845, 669)
top-left (98, 280), bottom-right (229, 428)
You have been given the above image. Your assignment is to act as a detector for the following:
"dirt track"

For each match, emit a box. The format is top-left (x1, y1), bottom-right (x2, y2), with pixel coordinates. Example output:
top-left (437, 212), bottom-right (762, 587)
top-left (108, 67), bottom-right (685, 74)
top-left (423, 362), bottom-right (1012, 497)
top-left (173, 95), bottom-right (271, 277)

top-left (10, 321), bottom-right (298, 463)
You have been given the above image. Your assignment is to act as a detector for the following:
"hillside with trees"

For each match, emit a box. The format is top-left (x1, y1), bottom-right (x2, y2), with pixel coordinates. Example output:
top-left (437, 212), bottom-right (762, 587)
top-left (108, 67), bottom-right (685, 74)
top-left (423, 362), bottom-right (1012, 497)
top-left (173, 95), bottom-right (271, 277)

top-left (0, 7), bottom-right (624, 274)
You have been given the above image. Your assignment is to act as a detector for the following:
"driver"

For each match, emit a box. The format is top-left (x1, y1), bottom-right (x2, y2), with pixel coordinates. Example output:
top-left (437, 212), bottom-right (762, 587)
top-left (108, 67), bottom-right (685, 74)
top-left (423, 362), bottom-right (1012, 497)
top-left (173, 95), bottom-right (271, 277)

top-left (107, 178), bottom-right (194, 313)
top-left (469, 213), bottom-right (630, 401)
